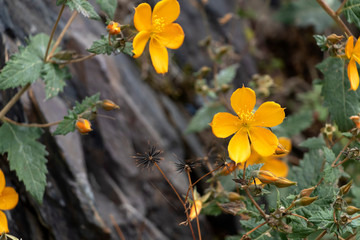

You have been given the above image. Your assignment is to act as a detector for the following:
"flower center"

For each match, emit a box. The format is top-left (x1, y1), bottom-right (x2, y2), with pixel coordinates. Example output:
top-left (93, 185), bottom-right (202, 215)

top-left (237, 111), bottom-right (254, 128)
top-left (152, 15), bottom-right (166, 33)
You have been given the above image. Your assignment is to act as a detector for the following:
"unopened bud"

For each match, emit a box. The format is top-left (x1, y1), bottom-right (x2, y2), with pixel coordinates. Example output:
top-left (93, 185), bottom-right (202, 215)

top-left (189, 200), bottom-right (202, 221)
top-left (101, 99), bottom-right (120, 111)
top-left (228, 192), bottom-right (243, 201)
top-left (295, 196), bottom-right (318, 207)
top-left (339, 180), bottom-right (353, 196)
top-left (350, 115), bottom-right (360, 129)
top-left (106, 21), bottom-right (121, 35)
top-left (76, 118), bottom-right (92, 134)
top-left (326, 34), bottom-right (344, 44)
top-left (300, 187), bottom-right (316, 197)
top-left (274, 177), bottom-right (297, 188)
top-left (274, 145), bottom-right (289, 155)
top-left (256, 170), bottom-right (279, 184)
top-left (346, 206), bottom-right (360, 215)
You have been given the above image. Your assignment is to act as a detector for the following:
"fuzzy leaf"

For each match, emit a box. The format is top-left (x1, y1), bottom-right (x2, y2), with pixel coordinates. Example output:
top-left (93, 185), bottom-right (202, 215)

top-left (318, 57), bottom-right (360, 131)
top-left (299, 137), bottom-right (326, 150)
top-left (53, 93), bottom-right (100, 135)
top-left (343, 0), bottom-right (360, 29)
top-left (309, 208), bottom-right (336, 230)
top-left (186, 102), bottom-right (226, 133)
top-left (0, 123), bottom-right (47, 203)
top-left (216, 64), bottom-right (238, 86)
top-left (66, 0), bottom-right (100, 20)
top-left (28, 34), bottom-right (51, 58)
top-left (314, 35), bottom-right (328, 51)
top-left (121, 42), bottom-right (134, 57)
top-left (87, 35), bottom-right (114, 55)
top-left (42, 63), bottom-right (70, 99)
top-left (96, 0), bottom-right (117, 19)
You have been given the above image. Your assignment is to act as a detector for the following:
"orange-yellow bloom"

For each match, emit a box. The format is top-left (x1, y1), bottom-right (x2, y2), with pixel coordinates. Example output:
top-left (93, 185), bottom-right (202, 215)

top-left (211, 87), bottom-right (285, 164)
top-left (133, 0), bottom-right (185, 74)
top-left (76, 118), bottom-right (92, 134)
top-left (345, 36), bottom-right (360, 90)
top-left (0, 169), bottom-right (19, 233)
top-left (106, 21), bottom-right (121, 35)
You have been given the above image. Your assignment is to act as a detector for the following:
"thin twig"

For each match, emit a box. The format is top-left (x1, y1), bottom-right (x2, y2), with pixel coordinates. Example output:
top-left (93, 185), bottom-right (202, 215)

top-left (336, 0), bottom-right (349, 15)
top-left (316, 0), bottom-right (352, 36)
top-left (350, 214), bottom-right (360, 220)
top-left (332, 137), bottom-right (355, 167)
top-left (59, 53), bottom-right (96, 65)
top-left (44, 3), bottom-right (66, 61)
top-left (244, 188), bottom-right (267, 219)
top-left (109, 214), bottom-right (126, 240)
top-left (154, 163), bottom-right (196, 240)
top-left (3, 117), bottom-right (61, 128)
top-left (240, 221), bottom-right (267, 240)
top-left (333, 155), bottom-right (351, 168)
top-left (47, 11), bottom-right (79, 61)
top-left (288, 213), bottom-right (308, 221)
top-left (0, 84), bottom-right (31, 120)
top-left (187, 170), bottom-right (202, 240)
top-left (315, 230), bottom-right (327, 240)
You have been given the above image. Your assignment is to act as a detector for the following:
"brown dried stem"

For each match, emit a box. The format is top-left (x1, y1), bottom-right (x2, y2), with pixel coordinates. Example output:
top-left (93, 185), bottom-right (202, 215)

top-left (109, 214), bottom-right (126, 240)
top-left (244, 188), bottom-right (267, 219)
top-left (240, 221), bottom-right (267, 240)
top-left (186, 169), bottom-right (202, 240)
top-left (315, 230), bottom-right (327, 240)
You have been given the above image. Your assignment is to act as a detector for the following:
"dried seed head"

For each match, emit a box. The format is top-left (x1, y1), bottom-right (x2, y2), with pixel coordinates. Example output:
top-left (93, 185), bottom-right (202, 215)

top-left (174, 158), bottom-right (201, 173)
top-left (133, 145), bottom-right (163, 169)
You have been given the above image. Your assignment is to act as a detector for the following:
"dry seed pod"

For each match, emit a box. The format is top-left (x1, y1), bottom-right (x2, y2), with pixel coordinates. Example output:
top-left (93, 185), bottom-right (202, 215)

top-left (274, 177), bottom-right (297, 188)
top-left (295, 196), bottom-right (318, 207)
top-left (300, 187), bottom-right (316, 197)
top-left (346, 206), bottom-right (360, 215)
top-left (339, 180), bottom-right (353, 196)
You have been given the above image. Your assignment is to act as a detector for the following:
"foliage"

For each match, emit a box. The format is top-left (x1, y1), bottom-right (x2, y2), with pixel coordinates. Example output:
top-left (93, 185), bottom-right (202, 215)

top-left (96, 0), bottom-right (117, 19)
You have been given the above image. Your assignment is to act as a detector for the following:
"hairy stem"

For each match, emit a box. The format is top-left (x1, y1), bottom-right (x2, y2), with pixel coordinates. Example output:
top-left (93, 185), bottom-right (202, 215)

top-left (245, 188), bottom-right (267, 219)
top-left (2, 117), bottom-right (61, 128)
top-left (0, 84), bottom-right (30, 120)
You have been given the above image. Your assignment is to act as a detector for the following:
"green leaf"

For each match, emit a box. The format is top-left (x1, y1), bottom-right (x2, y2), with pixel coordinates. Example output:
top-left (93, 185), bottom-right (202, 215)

top-left (0, 123), bottom-right (47, 203)
top-left (56, 0), bottom-right (67, 5)
top-left (322, 147), bottom-right (339, 184)
top-left (28, 34), bottom-right (51, 58)
top-left (272, 109), bottom-right (313, 137)
top-left (240, 219), bottom-right (273, 240)
top-left (318, 57), bottom-right (360, 131)
top-left (216, 64), bottom-right (238, 86)
top-left (87, 35), bottom-right (114, 55)
top-left (66, 0), bottom-right (100, 20)
top-left (42, 63), bottom-right (70, 99)
top-left (314, 35), bottom-right (328, 51)
top-left (186, 102), bottom-right (226, 133)
top-left (343, 0), bottom-right (360, 29)
top-left (309, 208), bottom-right (336, 230)
top-left (53, 93), bottom-right (100, 135)
top-left (299, 137), bottom-right (326, 150)
top-left (121, 42), bottom-right (134, 57)
top-left (96, 0), bottom-right (117, 19)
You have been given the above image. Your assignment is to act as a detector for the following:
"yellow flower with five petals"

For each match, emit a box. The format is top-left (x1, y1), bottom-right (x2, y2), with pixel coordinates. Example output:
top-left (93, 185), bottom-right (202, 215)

top-left (133, 0), bottom-right (185, 74)
top-left (0, 169), bottom-right (19, 233)
top-left (345, 36), bottom-right (360, 91)
top-left (210, 87), bottom-right (285, 164)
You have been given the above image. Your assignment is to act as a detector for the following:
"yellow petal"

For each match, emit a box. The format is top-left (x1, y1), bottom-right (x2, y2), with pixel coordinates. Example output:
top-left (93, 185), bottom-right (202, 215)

top-left (348, 58), bottom-right (360, 91)
top-left (211, 112), bottom-right (241, 138)
top-left (260, 158), bottom-right (288, 178)
top-left (230, 87), bottom-right (256, 116)
top-left (253, 101), bottom-right (285, 127)
top-left (354, 37), bottom-right (360, 53)
top-left (0, 187), bottom-right (18, 210)
top-left (346, 36), bottom-right (354, 59)
top-left (228, 130), bottom-right (251, 164)
top-left (0, 170), bottom-right (5, 194)
top-left (153, 0), bottom-right (180, 25)
top-left (249, 127), bottom-right (279, 157)
top-left (156, 23), bottom-right (184, 49)
top-left (245, 149), bottom-right (262, 165)
top-left (133, 31), bottom-right (150, 58)
top-left (149, 37), bottom-right (169, 74)
top-left (134, 3), bottom-right (152, 32)
top-left (0, 211), bottom-right (8, 233)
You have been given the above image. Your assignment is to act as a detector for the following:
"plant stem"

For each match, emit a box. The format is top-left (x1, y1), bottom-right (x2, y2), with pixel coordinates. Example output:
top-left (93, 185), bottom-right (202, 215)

top-left (288, 213), bottom-right (308, 221)
top-left (0, 84), bottom-right (30, 120)
top-left (2, 117), bottom-right (61, 128)
top-left (333, 155), bottom-right (351, 168)
top-left (332, 137), bottom-right (355, 167)
top-left (44, 3), bottom-right (66, 61)
top-left (315, 230), bottom-right (327, 240)
top-left (191, 164), bottom-right (222, 187)
top-left (244, 188), bottom-right (267, 219)
top-left (240, 221), bottom-right (267, 240)
top-left (154, 163), bottom-right (196, 240)
top-left (59, 53), bottom-right (96, 65)
top-left (350, 214), bottom-right (360, 220)
top-left (47, 11), bottom-right (78, 61)
top-left (316, 0), bottom-right (352, 36)
top-left (109, 214), bottom-right (126, 240)
top-left (187, 170), bottom-right (202, 240)
top-left (336, 0), bottom-right (348, 15)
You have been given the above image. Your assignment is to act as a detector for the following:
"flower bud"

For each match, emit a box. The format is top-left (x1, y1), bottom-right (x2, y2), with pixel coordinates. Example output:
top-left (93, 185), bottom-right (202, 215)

top-left (346, 206), bottom-right (360, 215)
top-left (106, 21), bottom-right (121, 35)
top-left (274, 177), bottom-right (297, 188)
top-left (295, 196), bottom-right (318, 207)
top-left (300, 187), bottom-right (316, 197)
top-left (228, 192), bottom-right (243, 201)
top-left (189, 200), bottom-right (202, 220)
top-left (326, 34), bottom-right (344, 44)
top-left (101, 99), bottom-right (120, 111)
top-left (256, 170), bottom-right (279, 184)
top-left (350, 115), bottom-right (360, 129)
top-left (76, 118), bottom-right (92, 134)
top-left (339, 180), bottom-right (353, 196)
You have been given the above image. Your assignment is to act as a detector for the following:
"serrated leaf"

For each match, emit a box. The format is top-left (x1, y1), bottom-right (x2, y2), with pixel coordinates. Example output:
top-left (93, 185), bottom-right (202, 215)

top-left (42, 63), bottom-right (70, 99)
top-left (28, 33), bottom-right (50, 58)
top-left (343, 0), bottom-right (360, 29)
top-left (322, 147), bottom-right (339, 183)
top-left (96, 0), bottom-right (117, 19)
top-left (186, 102), bottom-right (226, 133)
top-left (299, 137), bottom-right (326, 150)
top-left (66, 0), bottom-right (100, 20)
top-left (87, 35), bottom-right (114, 55)
top-left (309, 208), bottom-right (336, 229)
top-left (0, 123), bottom-right (47, 203)
top-left (318, 57), bottom-right (360, 131)
top-left (216, 64), bottom-right (238, 86)
top-left (314, 35), bottom-right (328, 51)
top-left (53, 93), bottom-right (100, 135)
top-left (121, 42), bottom-right (134, 57)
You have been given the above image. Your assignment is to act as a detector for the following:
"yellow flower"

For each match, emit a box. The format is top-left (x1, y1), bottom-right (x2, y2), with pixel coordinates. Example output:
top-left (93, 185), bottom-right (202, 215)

top-left (345, 36), bottom-right (360, 90)
top-left (133, 0), bottom-right (185, 74)
top-left (211, 87), bottom-right (285, 164)
top-left (76, 118), bottom-right (92, 134)
top-left (0, 169), bottom-right (19, 233)
top-left (106, 21), bottom-right (121, 35)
